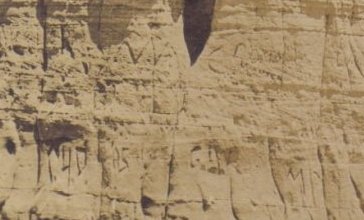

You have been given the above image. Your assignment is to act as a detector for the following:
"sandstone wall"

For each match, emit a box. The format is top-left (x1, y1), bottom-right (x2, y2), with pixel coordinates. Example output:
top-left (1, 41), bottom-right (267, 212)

top-left (0, 0), bottom-right (364, 220)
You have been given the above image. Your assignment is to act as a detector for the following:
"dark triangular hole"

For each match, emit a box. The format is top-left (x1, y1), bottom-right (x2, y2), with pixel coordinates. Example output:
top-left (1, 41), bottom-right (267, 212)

top-left (183, 0), bottom-right (216, 65)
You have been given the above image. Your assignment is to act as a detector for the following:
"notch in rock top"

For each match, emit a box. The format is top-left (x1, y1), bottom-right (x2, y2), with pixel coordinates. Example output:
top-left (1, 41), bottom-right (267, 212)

top-left (183, 0), bottom-right (216, 65)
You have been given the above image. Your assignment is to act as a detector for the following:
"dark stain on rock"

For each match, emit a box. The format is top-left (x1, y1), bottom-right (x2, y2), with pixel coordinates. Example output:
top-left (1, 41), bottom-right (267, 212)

top-left (141, 195), bottom-right (155, 211)
top-left (202, 198), bottom-right (211, 211)
top-left (5, 137), bottom-right (16, 155)
top-left (23, 105), bottom-right (37, 114)
top-left (87, 0), bottom-right (157, 50)
top-left (14, 118), bottom-right (34, 132)
top-left (44, 91), bottom-right (58, 103)
top-left (34, 119), bottom-right (87, 156)
top-left (13, 45), bottom-right (25, 56)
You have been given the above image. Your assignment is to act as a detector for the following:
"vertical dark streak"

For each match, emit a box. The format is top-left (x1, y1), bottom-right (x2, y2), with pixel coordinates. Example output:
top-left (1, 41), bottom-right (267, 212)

top-left (48, 156), bottom-right (53, 182)
top-left (5, 138), bottom-right (16, 155)
top-left (84, 141), bottom-right (88, 166)
top-left (82, 62), bottom-right (89, 75)
top-left (62, 145), bottom-right (65, 167)
top-left (61, 25), bottom-right (65, 53)
top-left (163, 151), bottom-right (175, 219)
top-left (36, 0), bottom-right (48, 71)
top-left (76, 150), bottom-right (81, 175)
top-left (34, 119), bottom-right (42, 184)
top-left (0, 199), bottom-right (6, 212)
top-left (61, 25), bottom-right (75, 59)
top-left (68, 148), bottom-right (71, 186)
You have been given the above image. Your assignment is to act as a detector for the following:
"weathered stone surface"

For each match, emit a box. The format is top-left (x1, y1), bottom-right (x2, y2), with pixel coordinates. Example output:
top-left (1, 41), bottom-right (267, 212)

top-left (1, 0), bottom-right (364, 219)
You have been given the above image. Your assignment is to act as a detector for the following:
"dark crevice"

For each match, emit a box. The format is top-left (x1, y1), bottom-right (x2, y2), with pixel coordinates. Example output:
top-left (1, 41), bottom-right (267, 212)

top-left (34, 120), bottom-right (42, 183)
top-left (48, 156), bottom-right (53, 182)
top-left (61, 25), bottom-right (75, 58)
top-left (63, 39), bottom-right (75, 58)
top-left (141, 195), bottom-right (156, 216)
top-left (202, 199), bottom-right (210, 211)
top-left (68, 149), bottom-right (71, 186)
top-left (13, 45), bottom-right (25, 56)
top-left (183, 0), bottom-right (215, 65)
top-left (164, 154), bottom-right (175, 219)
top-left (82, 62), bottom-right (89, 75)
top-left (5, 137), bottom-right (16, 155)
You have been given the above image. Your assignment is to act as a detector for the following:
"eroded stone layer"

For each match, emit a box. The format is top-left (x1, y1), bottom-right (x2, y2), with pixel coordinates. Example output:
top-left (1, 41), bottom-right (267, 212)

top-left (0, 0), bottom-right (364, 220)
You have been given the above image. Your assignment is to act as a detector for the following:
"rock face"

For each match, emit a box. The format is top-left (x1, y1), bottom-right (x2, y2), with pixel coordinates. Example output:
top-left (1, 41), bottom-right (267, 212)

top-left (1, 0), bottom-right (364, 219)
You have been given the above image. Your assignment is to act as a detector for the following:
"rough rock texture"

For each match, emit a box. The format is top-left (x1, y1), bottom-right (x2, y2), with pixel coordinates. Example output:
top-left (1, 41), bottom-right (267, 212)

top-left (1, 0), bottom-right (364, 219)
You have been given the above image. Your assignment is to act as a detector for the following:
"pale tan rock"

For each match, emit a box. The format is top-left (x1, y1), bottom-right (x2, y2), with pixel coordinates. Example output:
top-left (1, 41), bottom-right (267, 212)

top-left (1, 0), bottom-right (364, 219)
